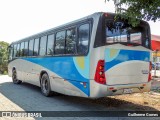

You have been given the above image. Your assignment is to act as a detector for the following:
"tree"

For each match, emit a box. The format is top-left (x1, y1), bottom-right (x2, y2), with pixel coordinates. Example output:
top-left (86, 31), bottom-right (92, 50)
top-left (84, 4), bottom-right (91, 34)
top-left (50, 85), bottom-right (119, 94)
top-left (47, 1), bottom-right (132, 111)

top-left (106, 0), bottom-right (160, 26)
top-left (0, 41), bottom-right (9, 74)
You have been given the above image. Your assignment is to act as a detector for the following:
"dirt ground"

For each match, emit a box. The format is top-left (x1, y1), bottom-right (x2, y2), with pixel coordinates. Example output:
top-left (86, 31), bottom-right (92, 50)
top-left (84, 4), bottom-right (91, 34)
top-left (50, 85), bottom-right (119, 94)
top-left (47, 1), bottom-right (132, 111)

top-left (110, 92), bottom-right (160, 111)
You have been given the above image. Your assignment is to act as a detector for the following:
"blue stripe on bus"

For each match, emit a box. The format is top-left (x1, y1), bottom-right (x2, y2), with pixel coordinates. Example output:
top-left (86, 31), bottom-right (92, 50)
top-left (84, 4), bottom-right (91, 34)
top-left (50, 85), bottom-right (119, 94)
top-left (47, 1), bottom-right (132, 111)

top-left (105, 49), bottom-right (150, 71)
top-left (22, 57), bottom-right (90, 96)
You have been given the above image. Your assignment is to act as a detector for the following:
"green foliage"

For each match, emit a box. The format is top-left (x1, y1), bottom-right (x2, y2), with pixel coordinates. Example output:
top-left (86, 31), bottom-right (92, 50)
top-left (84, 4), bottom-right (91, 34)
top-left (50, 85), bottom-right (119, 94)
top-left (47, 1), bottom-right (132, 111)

top-left (3, 71), bottom-right (8, 75)
top-left (0, 41), bottom-right (9, 74)
top-left (106, 0), bottom-right (160, 26)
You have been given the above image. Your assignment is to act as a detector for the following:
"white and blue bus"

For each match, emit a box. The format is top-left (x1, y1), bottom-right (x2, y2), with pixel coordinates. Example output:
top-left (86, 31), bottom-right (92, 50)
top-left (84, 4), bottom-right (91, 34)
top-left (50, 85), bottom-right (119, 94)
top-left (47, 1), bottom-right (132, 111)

top-left (8, 12), bottom-right (152, 98)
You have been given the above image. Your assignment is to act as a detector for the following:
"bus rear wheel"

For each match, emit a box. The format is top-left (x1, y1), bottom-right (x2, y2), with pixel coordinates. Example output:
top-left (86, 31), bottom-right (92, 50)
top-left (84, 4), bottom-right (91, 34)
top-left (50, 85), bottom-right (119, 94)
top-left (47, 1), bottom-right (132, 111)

top-left (40, 73), bottom-right (52, 97)
top-left (12, 70), bottom-right (22, 84)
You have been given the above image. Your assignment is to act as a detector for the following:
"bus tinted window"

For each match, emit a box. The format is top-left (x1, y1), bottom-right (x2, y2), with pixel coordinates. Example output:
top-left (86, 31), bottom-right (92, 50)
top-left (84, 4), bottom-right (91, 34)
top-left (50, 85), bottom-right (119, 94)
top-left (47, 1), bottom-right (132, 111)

top-left (106, 20), bottom-right (143, 45)
top-left (34, 38), bottom-right (39, 56)
top-left (47, 34), bottom-right (54, 55)
top-left (29, 39), bottom-right (34, 56)
top-left (24, 41), bottom-right (28, 56)
top-left (13, 44), bottom-right (17, 58)
top-left (16, 43), bottom-right (20, 57)
top-left (55, 31), bottom-right (65, 55)
top-left (66, 28), bottom-right (76, 54)
top-left (20, 42), bottom-right (25, 57)
top-left (130, 33), bottom-right (142, 44)
top-left (39, 36), bottom-right (47, 56)
top-left (77, 24), bottom-right (90, 55)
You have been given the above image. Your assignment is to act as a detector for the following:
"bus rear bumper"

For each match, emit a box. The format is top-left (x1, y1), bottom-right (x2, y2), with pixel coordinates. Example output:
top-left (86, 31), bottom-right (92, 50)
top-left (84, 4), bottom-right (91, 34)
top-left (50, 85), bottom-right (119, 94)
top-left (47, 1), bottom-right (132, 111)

top-left (89, 80), bottom-right (151, 98)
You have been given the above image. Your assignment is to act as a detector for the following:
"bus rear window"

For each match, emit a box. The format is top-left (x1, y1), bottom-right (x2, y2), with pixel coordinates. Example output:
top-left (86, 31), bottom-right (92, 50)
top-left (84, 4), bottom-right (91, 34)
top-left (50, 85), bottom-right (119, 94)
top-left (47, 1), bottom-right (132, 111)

top-left (106, 20), bottom-right (143, 45)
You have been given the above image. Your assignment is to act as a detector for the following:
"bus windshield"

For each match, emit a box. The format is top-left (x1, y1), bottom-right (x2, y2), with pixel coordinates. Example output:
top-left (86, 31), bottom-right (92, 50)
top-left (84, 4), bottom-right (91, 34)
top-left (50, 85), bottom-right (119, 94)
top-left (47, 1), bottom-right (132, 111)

top-left (105, 19), bottom-right (150, 47)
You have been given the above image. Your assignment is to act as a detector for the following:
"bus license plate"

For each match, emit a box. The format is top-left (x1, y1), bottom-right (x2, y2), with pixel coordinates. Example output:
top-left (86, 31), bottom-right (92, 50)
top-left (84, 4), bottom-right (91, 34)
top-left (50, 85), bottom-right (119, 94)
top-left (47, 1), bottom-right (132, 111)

top-left (123, 88), bottom-right (132, 94)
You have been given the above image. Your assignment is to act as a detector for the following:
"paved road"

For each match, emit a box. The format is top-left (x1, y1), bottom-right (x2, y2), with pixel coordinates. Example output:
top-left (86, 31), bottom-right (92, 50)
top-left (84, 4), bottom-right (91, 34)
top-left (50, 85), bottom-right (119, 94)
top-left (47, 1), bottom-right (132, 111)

top-left (0, 75), bottom-right (159, 120)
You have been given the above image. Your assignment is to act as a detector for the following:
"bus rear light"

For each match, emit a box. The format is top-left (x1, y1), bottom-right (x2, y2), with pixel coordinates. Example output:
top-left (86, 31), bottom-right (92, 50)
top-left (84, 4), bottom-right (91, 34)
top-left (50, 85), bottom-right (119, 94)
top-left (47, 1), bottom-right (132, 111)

top-left (127, 44), bottom-right (133, 46)
top-left (148, 61), bottom-right (152, 82)
top-left (149, 61), bottom-right (152, 71)
top-left (104, 13), bottom-right (108, 17)
top-left (94, 60), bottom-right (106, 84)
top-left (148, 73), bottom-right (152, 82)
top-left (109, 87), bottom-right (117, 92)
top-left (109, 87), bottom-right (114, 90)
top-left (143, 84), bottom-right (146, 86)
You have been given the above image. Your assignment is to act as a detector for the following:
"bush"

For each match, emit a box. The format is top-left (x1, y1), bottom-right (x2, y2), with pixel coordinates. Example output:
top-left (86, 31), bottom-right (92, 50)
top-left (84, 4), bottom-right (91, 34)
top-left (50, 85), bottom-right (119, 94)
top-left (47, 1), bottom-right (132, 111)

top-left (3, 71), bottom-right (8, 75)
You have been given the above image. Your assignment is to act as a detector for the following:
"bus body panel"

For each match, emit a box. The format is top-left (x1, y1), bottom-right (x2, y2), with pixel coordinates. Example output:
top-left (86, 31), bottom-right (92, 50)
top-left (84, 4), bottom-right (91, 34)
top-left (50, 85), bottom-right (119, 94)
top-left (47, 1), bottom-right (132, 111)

top-left (89, 44), bottom-right (151, 98)
top-left (8, 56), bottom-right (90, 97)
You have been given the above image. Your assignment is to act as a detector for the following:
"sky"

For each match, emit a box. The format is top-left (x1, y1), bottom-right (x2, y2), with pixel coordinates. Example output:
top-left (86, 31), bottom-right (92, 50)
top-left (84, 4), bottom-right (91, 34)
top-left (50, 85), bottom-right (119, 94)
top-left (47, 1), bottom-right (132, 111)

top-left (0, 0), bottom-right (159, 43)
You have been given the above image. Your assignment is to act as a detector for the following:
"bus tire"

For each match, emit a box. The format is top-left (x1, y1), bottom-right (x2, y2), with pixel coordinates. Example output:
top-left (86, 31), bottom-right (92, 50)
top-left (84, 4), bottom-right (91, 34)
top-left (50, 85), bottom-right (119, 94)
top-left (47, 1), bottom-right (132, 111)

top-left (12, 69), bottom-right (22, 84)
top-left (40, 73), bottom-right (52, 97)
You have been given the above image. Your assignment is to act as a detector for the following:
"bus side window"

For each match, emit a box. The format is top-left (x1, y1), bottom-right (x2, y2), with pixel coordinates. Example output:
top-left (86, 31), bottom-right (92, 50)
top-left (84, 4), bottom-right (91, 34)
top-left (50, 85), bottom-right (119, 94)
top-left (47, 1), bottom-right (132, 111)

top-left (66, 28), bottom-right (76, 54)
top-left (13, 44), bottom-right (17, 58)
top-left (24, 41), bottom-right (28, 56)
top-left (34, 38), bottom-right (40, 56)
top-left (16, 43), bottom-right (20, 57)
top-left (39, 36), bottom-right (47, 56)
top-left (29, 39), bottom-right (34, 56)
top-left (20, 42), bottom-right (25, 57)
top-left (77, 24), bottom-right (90, 55)
top-left (55, 31), bottom-right (65, 55)
top-left (47, 34), bottom-right (54, 55)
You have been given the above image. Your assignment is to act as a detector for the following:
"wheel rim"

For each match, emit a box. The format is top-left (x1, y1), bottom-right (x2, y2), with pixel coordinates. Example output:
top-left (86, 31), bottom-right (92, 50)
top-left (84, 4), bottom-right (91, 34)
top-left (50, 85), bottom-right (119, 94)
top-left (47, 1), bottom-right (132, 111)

top-left (42, 77), bottom-right (48, 93)
top-left (12, 71), bottom-right (18, 82)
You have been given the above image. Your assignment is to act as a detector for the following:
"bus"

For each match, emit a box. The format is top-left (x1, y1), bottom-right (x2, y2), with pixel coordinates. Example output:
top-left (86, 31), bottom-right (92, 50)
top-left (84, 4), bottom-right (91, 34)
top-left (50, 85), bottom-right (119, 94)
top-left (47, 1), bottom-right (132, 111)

top-left (8, 12), bottom-right (152, 98)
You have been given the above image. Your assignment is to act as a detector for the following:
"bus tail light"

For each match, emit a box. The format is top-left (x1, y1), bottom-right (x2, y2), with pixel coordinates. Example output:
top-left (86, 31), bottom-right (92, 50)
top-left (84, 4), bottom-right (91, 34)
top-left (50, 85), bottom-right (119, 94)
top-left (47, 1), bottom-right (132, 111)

top-left (104, 13), bottom-right (108, 17)
top-left (127, 44), bottom-right (133, 46)
top-left (94, 60), bottom-right (106, 84)
top-left (148, 61), bottom-right (152, 82)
